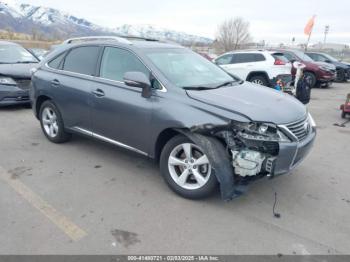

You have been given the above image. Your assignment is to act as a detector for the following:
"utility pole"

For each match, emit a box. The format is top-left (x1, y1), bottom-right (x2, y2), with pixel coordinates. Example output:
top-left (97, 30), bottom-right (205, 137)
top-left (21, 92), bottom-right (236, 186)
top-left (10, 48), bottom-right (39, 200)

top-left (323, 25), bottom-right (330, 48)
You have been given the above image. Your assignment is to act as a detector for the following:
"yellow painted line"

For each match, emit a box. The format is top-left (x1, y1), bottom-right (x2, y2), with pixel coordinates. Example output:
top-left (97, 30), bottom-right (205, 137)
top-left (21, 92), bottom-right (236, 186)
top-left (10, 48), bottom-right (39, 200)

top-left (0, 166), bottom-right (87, 241)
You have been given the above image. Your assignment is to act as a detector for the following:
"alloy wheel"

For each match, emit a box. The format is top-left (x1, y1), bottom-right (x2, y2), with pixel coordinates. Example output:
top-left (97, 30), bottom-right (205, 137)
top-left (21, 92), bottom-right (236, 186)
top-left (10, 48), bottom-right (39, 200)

top-left (168, 143), bottom-right (211, 190)
top-left (252, 79), bottom-right (264, 85)
top-left (42, 107), bottom-right (59, 138)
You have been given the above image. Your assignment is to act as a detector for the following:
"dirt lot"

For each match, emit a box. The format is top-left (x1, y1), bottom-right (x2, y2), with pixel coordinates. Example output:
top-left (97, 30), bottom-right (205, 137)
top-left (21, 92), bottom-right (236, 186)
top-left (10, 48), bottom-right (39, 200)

top-left (0, 83), bottom-right (350, 255)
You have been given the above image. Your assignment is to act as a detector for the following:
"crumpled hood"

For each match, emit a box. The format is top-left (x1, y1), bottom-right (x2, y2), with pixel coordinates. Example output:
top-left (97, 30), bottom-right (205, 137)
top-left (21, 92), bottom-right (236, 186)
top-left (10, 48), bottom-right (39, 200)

top-left (186, 82), bottom-right (307, 125)
top-left (0, 63), bottom-right (38, 79)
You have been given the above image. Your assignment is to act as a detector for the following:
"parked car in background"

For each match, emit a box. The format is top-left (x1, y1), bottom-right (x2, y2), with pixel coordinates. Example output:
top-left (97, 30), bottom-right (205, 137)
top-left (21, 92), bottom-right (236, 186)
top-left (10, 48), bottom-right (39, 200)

top-left (271, 49), bottom-right (336, 88)
top-left (29, 48), bottom-right (48, 61)
top-left (31, 37), bottom-right (316, 200)
top-left (0, 41), bottom-right (39, 106)
top-left (305, 52), bottom-right (350, 82)
top-left (197, 52), bottom-right (217, 61)
top-left (213, 50), bottom-right (292, 88)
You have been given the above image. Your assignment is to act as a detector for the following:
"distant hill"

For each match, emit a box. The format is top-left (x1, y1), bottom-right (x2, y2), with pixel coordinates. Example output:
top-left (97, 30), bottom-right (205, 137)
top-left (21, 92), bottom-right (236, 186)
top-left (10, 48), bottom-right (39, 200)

top-left (0, 0), bottom-right (213, 45)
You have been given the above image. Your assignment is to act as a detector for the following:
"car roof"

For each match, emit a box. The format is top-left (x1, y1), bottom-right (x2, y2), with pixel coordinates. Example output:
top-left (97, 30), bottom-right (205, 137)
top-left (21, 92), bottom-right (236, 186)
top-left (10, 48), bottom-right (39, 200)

top-left (53, 39), bottom-right (184, 54)
top-left (225, 49), bottom-right (266, 54)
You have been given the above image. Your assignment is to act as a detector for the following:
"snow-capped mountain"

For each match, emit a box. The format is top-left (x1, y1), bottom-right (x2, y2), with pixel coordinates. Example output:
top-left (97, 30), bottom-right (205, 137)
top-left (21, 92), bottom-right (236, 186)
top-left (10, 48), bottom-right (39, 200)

top-left (114, 24), bottom-right (213, 45)
top-left (0, 0), bottom-right (213, 45)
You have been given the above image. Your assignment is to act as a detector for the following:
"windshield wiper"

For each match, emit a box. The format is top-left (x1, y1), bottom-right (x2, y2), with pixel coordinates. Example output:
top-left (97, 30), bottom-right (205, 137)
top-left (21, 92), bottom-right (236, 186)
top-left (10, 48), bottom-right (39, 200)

top-left (182, 86), bottom-right (217, 90)
top-left (215, 80), bottom-right (237, 88)
top-left (14, 61), bottom-right (38, 64)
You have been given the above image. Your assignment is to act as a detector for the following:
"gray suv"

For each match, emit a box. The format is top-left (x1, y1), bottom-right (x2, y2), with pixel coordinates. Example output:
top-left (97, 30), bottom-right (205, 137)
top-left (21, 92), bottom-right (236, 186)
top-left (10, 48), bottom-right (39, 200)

top-left (31, 37), bottom-right (316, 201)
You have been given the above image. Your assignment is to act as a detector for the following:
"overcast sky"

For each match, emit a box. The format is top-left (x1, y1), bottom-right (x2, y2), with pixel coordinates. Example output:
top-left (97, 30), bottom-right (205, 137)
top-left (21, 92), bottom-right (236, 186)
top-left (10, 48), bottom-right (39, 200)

top-left (17, 0), bottom-right (350, 44)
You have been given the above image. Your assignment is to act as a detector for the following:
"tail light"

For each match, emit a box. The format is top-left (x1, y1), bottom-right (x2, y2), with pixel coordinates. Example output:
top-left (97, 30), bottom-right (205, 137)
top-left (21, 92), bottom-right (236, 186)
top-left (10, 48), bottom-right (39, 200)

top-left (274, 59), bottom-right (286, 65)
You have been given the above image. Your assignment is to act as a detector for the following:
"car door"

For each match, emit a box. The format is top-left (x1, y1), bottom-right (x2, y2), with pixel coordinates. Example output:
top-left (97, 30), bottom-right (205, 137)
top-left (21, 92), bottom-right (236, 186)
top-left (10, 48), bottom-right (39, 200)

top-left (48, 46), bottom-right (101, 132)
top-left (90, 46), bottom-right (153, 154)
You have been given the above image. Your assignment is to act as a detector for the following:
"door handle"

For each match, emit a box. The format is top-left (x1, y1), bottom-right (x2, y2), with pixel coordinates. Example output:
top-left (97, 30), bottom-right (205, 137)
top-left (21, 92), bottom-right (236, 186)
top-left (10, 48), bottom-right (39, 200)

top-left (51, 79), bottom-right (60, 87)
top-left (92, 89), bottom-right (105, 97)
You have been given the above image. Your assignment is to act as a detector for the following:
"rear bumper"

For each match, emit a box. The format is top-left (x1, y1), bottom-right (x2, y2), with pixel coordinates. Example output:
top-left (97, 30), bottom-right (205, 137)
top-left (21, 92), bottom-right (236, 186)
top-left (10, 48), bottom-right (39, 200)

top-left (0, 85), bottom-right (30, 106)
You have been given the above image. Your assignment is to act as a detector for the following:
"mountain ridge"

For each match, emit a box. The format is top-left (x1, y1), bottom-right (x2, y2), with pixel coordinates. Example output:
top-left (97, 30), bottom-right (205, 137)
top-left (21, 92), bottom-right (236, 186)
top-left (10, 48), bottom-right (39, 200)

top-left (0, 0), bottom-right (213, 45)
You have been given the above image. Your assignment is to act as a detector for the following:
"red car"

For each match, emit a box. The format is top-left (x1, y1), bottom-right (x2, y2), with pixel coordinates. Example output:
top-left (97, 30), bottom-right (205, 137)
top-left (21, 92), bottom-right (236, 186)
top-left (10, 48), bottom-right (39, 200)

top-left (271, 49), bottom-right (336, 88)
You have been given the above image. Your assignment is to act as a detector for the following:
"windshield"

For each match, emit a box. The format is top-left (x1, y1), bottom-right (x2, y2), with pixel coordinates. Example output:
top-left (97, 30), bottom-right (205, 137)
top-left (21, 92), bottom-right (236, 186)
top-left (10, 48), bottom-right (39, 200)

top-left (146, 49), bottom-right (234, 88)
top-left (292, 50), bottom-right (314, 62)
top-left (0, 45), bottom-right (39, 64)
top-left (323, 53), bottom-right (338, 62)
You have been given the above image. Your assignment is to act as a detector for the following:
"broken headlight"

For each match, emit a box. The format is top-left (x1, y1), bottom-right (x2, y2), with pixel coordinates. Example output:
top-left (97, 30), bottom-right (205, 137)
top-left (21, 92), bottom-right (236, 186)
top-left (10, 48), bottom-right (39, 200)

top-left (234, 122), bottom-right (291, 142)
top-left (0, 77), bottom-right (17, 86)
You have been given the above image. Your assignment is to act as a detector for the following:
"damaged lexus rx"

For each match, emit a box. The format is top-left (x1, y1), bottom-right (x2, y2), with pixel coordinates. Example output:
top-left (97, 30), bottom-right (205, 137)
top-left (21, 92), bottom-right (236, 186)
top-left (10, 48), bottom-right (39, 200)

top-left (30, 37), bottom-right (316, 201)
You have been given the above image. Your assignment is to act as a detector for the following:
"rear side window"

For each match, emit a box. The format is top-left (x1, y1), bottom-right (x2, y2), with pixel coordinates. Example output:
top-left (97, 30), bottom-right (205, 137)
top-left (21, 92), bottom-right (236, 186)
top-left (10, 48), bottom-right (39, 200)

top-left (48, 52), bottom-right (66, 69)
top-left (63, 46), bottom-right (100, 75)
top-left (232, 53), bottom-right (266, 63)
top-left (215, 54), bottom-right (233, 65)
top-left (99, 47), bottom-right (149, 82)
top-left (272, 53), bottom-right (290, 63)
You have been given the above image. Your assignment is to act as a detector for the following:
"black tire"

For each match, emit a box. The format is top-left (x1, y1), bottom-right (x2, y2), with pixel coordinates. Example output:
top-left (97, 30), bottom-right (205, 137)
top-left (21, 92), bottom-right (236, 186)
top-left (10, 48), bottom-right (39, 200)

top-left (39, 100), bottom-right (71, 143)
top-left (336, 69), bottom-right (346, 82)
top-left (341, 111), bottom-right (346, 119)
top-left (160, 135), bottom-right (218, 199)
top-left (249, 75), bottom-right (269, 87)
top-left (304, 72), bottom-right (316, 88)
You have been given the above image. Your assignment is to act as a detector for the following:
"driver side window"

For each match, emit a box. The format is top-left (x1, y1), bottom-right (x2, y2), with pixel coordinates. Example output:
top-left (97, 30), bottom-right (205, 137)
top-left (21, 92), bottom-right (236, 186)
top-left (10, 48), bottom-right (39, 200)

top-left (100, 47), bottom-right (150, 82)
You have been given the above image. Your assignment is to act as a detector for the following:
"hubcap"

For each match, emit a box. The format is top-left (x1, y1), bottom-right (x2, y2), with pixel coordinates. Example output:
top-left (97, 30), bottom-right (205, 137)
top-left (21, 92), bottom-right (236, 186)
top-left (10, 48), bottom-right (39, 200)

top-left (168, 143), bottom-right (211, 190)
top-left (252, 79), bottom-right (264, 85)
top-left (42, 107), bottom-right (58, 138)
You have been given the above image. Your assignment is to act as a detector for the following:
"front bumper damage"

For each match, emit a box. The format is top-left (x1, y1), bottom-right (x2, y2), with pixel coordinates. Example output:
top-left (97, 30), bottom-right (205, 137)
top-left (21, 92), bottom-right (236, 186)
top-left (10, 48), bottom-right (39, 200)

top-left (0, 84), bottom-right (30, 106)
top-left (179, 116), bottom-right (316, 201)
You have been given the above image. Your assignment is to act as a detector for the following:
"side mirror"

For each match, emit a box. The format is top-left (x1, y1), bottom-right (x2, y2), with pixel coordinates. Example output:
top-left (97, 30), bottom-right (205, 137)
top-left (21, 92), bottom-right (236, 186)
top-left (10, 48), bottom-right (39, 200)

top-left (123, 71), bottom-right (152, 98)
top-left (325, 59), bottom-right (331, 63)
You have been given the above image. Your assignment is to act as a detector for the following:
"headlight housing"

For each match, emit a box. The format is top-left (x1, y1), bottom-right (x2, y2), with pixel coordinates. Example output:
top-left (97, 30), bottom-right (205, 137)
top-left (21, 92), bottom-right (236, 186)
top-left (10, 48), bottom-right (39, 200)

top-left (308, 112), bottom-right (316, 128)
top-left (0, 77), bottom-right (17, 86)
top-left (319, 65), bottom-right (333, 72)
top-left (233, 121), bottom-right (291, 142)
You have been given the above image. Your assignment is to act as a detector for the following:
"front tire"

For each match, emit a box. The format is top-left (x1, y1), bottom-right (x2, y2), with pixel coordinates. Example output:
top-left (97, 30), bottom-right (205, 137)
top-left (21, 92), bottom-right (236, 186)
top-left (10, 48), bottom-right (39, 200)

top-left (304, 72), bottom-right (316, 88)
top-left (39, 100), bottom-right (71, 143)
top-left (336, 69), bottom-right (346, 82)
top-left (160, 135), bottom-right (218, 199)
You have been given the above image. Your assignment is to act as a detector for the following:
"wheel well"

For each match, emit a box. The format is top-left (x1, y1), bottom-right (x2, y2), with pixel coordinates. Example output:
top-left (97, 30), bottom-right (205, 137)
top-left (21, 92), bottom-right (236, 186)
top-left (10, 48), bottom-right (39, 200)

top-left (154, 128), bottom-right (181, 162)
top-left (35, 95), bottom-right (51, 119)
top-left (247, 71), bottom-right (269, 82)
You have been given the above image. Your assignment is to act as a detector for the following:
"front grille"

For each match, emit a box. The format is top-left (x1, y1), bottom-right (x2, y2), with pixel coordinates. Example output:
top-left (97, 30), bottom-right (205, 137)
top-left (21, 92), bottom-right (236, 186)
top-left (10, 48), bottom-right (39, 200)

top-left (285, 117), bottom-right (309, 141)
top-left (15, 79), bottom-right (31, 90)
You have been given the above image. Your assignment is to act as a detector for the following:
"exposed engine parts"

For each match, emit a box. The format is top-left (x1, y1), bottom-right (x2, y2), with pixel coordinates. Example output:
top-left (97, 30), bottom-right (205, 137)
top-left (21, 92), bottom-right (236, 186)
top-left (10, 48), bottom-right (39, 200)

top-left (231, 150), bottom-right (266, 177)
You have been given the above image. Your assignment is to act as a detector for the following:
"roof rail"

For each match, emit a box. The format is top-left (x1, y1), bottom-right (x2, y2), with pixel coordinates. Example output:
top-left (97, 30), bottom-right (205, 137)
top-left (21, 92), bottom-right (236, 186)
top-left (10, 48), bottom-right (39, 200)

top-left (62, 36), bottom-right (131, 45)
top-left (118, 35), bottom-right (159, 42)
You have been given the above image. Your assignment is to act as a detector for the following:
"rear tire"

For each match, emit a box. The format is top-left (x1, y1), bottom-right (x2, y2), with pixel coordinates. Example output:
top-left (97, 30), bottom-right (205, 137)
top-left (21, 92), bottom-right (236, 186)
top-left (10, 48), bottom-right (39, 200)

top-left (249, 75), bottom-right (269, 87)
top-left (39, 100), bottom-right (71, 143)
top-left (160, 135), bottom-right (218, 199)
